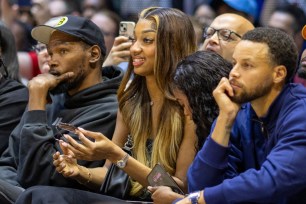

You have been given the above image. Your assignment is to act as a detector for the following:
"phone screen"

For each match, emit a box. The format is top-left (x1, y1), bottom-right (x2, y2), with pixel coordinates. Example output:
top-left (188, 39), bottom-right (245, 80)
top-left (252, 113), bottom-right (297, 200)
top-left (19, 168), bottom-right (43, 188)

top-left (147, 164), bottom-right (184, 195)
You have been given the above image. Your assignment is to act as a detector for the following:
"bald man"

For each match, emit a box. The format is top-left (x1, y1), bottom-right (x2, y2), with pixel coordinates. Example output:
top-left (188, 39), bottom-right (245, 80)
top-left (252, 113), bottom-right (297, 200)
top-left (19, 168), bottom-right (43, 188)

top-left (200, 13), bottom-right (254, 62)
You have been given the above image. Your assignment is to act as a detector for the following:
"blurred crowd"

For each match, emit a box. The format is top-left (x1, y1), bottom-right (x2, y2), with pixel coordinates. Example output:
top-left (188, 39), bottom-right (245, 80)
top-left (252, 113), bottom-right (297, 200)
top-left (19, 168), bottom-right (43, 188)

top-left (0, 0), bottom-right (305, 85)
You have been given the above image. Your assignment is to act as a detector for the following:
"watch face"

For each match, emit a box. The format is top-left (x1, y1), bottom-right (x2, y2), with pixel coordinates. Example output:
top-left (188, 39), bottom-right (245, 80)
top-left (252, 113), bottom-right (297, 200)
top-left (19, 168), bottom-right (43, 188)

top-left (117, 160), bottom-right (125, 168)
top-left (188, 191), bottom-right (200, 204)
top-left (116, 153), bottom-right (129, 169)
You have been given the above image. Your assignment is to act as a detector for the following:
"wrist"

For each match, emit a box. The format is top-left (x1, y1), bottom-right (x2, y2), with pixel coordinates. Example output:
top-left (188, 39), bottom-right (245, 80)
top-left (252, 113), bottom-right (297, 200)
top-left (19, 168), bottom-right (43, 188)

top-left (28, 90), bottom-right (48, 110)
top-left (216, 113), bottom-right (235, 130)
top-left (75, 166), bottom-right (92, 185)
top-left (187, 191), bottom-right (201, 204)
top-left (109, 145), bottom-right (126, 163)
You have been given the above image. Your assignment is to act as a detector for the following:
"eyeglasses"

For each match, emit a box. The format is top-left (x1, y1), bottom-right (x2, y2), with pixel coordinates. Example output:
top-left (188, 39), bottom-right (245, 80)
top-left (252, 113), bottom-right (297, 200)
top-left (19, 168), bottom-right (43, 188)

top-left (203, 27), bottom-right (242, 41)
top-left (32, 44), bottom-right (47, 53)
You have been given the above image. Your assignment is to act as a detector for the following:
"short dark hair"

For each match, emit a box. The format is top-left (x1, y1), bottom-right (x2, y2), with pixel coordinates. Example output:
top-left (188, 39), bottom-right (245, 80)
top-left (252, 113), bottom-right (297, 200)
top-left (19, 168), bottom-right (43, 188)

top-left (242, 27), bottom-right (298, 83)
top-left (173, 51), bottom-right (232, 149)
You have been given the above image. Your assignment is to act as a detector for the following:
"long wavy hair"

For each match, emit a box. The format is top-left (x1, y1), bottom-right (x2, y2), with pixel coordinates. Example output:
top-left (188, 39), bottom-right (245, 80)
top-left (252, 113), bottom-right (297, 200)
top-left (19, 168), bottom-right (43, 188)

top-left (117, 7), bottom-right (196, 196)
top-left (173, 51), bottom-right (232, 150)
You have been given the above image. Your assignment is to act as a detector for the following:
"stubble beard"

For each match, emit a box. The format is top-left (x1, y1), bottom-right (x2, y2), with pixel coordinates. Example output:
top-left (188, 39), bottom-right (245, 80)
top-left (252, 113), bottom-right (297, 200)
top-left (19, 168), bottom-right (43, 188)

top-left (230, 80), bottom-right (273, 104)
top-left (50, 69), bottom-right (86, 95)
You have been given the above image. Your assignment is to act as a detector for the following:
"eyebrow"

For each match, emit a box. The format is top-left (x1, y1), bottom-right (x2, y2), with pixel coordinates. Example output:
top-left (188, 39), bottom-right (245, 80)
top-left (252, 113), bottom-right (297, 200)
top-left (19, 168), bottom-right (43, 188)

top-left (142, 29), bottom-right (156, 34)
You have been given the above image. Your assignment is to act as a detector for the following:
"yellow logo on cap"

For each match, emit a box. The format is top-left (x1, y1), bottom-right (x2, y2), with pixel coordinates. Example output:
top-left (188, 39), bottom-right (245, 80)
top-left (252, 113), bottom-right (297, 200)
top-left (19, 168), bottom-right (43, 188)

top-left (55, 17), bottom-right (68, 27)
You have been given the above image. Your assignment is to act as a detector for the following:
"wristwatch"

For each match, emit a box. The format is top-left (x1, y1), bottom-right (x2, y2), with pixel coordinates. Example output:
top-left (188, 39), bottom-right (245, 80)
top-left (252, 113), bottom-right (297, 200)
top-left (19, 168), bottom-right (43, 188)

top-left (116, 153), bottom-right (129, 169)
top-left (187, 191), bottom-right (201, 204)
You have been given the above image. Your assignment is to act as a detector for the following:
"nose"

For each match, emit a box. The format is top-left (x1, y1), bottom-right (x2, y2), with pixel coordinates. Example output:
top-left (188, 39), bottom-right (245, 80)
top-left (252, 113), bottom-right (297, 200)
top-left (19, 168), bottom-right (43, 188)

top-left (130, 40), bottom-right (141, 56)
top-left (48, 55), bottom-right (58, 69)
top-left (229, 64), bottom-right (240, 78)
top-left (206, 32), bottom-right (219, 45)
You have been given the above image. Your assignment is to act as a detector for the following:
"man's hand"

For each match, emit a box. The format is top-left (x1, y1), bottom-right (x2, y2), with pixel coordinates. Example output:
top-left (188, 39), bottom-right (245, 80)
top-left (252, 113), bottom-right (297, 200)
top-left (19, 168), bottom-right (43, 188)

top-left (211, 77), bottom-right (241, 146)
top-left (213, 77), bottom-right (241, 124)
top-left (27, 72), bottom-right (74, 110)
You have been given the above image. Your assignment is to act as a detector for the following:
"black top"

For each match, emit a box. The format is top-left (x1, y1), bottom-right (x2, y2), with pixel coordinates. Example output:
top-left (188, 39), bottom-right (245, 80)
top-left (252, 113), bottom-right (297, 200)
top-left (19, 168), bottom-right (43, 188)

top-left (0, 66), bottom-right (123, 191)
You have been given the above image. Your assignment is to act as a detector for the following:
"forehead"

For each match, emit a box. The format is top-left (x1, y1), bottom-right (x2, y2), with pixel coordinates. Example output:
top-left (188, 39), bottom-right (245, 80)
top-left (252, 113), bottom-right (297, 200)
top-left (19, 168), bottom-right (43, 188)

top-left (211, 15), bottom-right (243, 32)
top-left (135, 19), bottom-right (156, 32)
top-left (233, 40), bottom-right (270, 61)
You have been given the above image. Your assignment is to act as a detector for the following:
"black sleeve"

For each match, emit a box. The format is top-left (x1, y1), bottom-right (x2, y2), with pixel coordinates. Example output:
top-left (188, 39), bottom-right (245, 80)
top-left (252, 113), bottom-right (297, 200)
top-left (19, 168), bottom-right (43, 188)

top-left (0, 85), bottom-right (28, 155)
top-left (16, 110), bottom-right (86, 189)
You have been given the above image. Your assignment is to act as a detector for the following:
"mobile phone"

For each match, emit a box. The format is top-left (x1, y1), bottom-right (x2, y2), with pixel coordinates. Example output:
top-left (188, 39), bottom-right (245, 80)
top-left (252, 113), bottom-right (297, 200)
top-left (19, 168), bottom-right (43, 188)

top-left (147, 164), bottom-right (184, 195)
top-left (119, 21), bottom-right (135, 39)
top-left (52, 118), bottom-right (77, 142)
top-left (57, 122), bottom-right (77, 133)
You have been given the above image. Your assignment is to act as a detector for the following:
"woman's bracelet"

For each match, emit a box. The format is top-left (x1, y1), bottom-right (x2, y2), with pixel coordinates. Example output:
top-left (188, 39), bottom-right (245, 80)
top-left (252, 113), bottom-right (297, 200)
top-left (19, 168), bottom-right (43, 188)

top-left (77, 166), bottom-right (92, 185)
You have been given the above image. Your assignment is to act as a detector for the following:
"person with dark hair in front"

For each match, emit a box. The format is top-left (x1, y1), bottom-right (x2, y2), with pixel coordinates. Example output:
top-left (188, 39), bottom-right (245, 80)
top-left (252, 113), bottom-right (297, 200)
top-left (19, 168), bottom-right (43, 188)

top-left (172, 51), bottom-right (232, 150)
top-left (175, 27), bottom-right (306, 204)
top-left (0, 15), bottom-right (123, 203)
top-left (148, 50), bottom-right (232, 204)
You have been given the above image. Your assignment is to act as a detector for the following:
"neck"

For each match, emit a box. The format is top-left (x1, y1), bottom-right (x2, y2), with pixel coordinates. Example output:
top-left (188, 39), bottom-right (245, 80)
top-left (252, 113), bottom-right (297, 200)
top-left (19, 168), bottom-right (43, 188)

top-left (251, 85), bottom-right (283, 117)
top-left (146, 75), bottom-right (164, 104)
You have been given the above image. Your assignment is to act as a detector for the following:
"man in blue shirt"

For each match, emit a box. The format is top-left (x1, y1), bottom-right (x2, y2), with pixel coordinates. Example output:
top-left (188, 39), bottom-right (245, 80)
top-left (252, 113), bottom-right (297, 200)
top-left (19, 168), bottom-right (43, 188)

top-left (178, 27), bottom-right (306, 204)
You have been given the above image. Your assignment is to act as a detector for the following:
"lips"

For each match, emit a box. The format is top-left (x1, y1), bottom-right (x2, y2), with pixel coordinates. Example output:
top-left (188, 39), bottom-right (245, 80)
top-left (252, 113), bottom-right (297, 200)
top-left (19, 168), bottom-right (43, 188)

top-left (205, 46), bottom-right (218, 53)
top-left (132, 57), bottom-right (145, 67)
top-left (229, 79), bottom-right (241, 89)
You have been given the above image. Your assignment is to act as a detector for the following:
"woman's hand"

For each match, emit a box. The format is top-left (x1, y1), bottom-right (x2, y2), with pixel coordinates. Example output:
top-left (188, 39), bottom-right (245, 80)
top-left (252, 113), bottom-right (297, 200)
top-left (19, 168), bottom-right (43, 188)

top-left (62, 128), bottom-right (118, 161)
top-left (53, 152), bottom-right (79, 178)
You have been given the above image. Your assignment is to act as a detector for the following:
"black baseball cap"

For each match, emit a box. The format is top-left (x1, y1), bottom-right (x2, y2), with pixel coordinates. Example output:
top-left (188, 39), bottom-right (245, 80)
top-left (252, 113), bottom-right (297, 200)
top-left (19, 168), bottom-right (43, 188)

top-left (31, 15), bottom-right (106, 56)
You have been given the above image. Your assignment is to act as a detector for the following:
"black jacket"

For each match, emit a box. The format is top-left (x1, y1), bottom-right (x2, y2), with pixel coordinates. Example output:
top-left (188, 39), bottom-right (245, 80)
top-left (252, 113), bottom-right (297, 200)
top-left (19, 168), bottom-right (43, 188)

top-left (0, 78), bottom-right (28, 155)
top-left (0, 66), bottom-right (123, 191)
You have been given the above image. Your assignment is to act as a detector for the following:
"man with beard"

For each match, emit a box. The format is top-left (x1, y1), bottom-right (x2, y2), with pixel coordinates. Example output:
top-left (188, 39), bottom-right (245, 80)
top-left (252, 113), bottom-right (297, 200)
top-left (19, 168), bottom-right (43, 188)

top-left (0, 15), bottom-right (123, 203)
top-left (200, 13), bottom-right (254, 63)
top-left (176, 27), bottom-right (306, 204)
